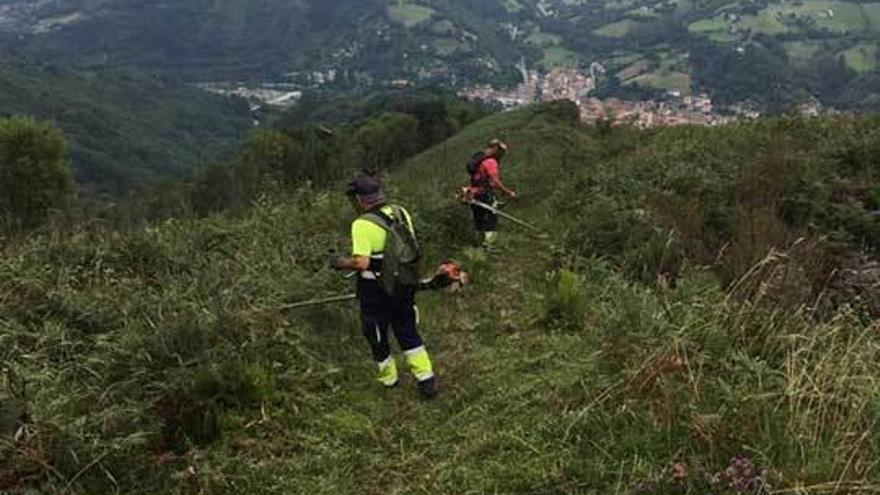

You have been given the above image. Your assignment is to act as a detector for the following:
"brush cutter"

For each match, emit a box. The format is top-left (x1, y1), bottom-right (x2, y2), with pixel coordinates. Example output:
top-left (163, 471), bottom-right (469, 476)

top-left (456, 187), bottom-right (542, 233)
top-left (280, 260), bottom-right (468, 310)
top-left (468, 199), bottom-right (543, 233)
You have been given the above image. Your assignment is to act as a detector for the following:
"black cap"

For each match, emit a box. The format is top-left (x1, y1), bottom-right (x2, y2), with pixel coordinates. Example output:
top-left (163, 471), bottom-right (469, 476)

top-left (346, 175), bottom-right (386, 204)
top-left (346, 175), bottom-right (380, 196)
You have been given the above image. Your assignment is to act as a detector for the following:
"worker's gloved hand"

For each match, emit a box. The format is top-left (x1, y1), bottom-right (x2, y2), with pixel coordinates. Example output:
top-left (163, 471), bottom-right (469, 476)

top-left (329, 256), bottom-right (348, 271)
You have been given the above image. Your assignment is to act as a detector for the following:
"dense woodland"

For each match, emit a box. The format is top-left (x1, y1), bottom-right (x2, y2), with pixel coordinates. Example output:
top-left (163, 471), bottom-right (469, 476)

top-left (0, 56), bottom-right (253, 195)
top-left (0, 90), bottom-right (491, 229)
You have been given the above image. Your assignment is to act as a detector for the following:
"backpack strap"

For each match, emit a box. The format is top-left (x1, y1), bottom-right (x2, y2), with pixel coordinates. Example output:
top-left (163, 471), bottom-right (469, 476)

top-left (356, 208), bottom-right (395, 278)
top-left (361, 206), bottom-right (418, 251)
top-left (470, 154), bottom-right (493, 188)
top-left (358, 206), bottom-right (420, 289)
top-left (363, 205), bottom-right (414, 228)
top-left (360, 207), bottom-right (394, 232)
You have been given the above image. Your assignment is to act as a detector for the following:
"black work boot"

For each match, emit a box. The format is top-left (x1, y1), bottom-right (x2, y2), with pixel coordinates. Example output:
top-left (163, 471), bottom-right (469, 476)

top-left (417, 377), bottom-right (438, 400)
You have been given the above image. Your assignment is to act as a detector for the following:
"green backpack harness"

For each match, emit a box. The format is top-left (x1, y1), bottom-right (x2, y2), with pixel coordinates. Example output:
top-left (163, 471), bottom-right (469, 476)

top-left (360, 205), bottom-right (421, 298)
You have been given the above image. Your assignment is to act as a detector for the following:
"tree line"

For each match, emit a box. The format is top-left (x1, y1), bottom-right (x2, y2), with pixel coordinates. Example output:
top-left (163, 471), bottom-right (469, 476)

top-left (0, 92), bottom-right (491, 232)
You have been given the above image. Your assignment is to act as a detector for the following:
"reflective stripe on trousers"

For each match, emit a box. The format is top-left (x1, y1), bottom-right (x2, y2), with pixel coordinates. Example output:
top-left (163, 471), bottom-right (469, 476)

top-left (377, 355), bottom-right (399, 387)
top-left (358, 278), bottom-right (432, 384)
top-left (404, 345), bottom-right (434, 382)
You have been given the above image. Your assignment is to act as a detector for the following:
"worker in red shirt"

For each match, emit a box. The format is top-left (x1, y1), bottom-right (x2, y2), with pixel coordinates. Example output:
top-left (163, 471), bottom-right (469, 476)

top-left (466, 138), bottom-right (517, 250)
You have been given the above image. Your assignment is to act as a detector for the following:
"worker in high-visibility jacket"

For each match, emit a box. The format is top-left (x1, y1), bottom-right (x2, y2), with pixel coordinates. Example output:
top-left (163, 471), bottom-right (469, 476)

top-left (331, 175), bottom-right (438, 399)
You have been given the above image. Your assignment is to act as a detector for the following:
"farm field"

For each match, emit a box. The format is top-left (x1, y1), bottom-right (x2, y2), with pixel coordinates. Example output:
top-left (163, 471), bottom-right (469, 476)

top-left (540, 46), bottom-right (581, 68)
top-left (594, 19), bottom-right (641, 37)
top-left (388, 2), bottom-right (435, 27)
top-left (842, 43), bottom-right (879, 72)
top-left (784, 41), bottom-right (824, 68)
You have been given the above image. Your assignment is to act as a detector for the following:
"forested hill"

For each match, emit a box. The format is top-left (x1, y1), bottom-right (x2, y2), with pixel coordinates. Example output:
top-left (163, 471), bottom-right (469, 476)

top-left (2, 0), bottom-right (880, 109)
top-left (2, 103), bottom-right (879, 493)
top-left (0, 57), bottom-right (251, 194)
top-left (0, 0), bottom-right (520, 83)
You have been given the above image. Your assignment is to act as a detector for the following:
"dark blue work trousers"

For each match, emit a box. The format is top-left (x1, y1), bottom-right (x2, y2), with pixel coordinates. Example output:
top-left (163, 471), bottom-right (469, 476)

top-left (357, 278), bottom-right (423, 362)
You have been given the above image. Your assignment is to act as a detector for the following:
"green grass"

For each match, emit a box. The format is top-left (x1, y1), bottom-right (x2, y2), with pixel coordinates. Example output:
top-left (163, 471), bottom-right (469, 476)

top-left (806, 1), bottom-right (867, 32)
top-left (628, 6), bottom-right (662, 19)
top-left (3, 104), bottom-right (880, 494)
top-left (607, 52), bottom-right (644, 68)
top-left (760, 0), bottom-right (868, 33)
top-left (660, 51), bottom-right (688, 70)
top-left (629, 71), bottom-right (692, 94)
top-left (602, 0), bottom-right (639, 11)
top-left (694, 1), bottom-right (872, 37)
top-left (785, 41), bottom-right (825, 68)
top-left (388, 2), bottom-right (435, 27)
top-left (617, 59), bottom-right (653, 81)
top-left (525, 31), bottom-right (562, 47)
top-left (432, 38), bottom-right (462, 56)
top-left (500, 0), bottom-right (525, 13)
top-left (842, 43), bottom-right (879, 72)
top-left (689, 17), bottom-right (729, 33)
top-left (540, 46), bottom-right (581, 68)
top-left (688, 16), bottom-right (740, 41)
top-left (738, 11), bottom-right (792, 35)
top-left (593, 19), bottom-right (640, 37)
top-left (713, 0), bottom-right (744, 14)
top-left (674, 0), bottom-right (696, 14)
top-left (622, 51), bottom-right (690, 91)
top-left (429, 19), bottom-right (456, 35)
top-left (708, 30), bottom-right (739, 42)
top-left (862, 3), bottom-right (880, 31)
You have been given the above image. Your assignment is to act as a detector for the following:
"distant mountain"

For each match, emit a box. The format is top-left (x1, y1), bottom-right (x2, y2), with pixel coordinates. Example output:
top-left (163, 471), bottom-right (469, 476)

top-left (2, 0), bottom-right (880, 109)
top-left (0, 56), bottom-right (251, 194)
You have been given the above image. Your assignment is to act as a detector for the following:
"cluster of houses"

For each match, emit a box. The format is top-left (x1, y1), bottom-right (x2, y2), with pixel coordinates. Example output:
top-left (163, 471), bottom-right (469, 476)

top-left (461, 66), bottom-right (738, 128)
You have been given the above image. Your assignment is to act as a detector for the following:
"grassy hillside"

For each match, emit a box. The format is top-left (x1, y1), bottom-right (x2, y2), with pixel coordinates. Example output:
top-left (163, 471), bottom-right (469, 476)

top-left (2, 103), bottom-right (880, 494)
top-left (0, 58), bottom-right (251, 194)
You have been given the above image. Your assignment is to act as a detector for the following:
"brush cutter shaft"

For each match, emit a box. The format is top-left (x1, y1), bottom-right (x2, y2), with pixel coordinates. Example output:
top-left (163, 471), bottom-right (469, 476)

top-left (283, 261), bottom-right (468, 310)
top-left (468, 200), bottom-right (542, 232)
top-left (280, 294), bottom-right (357, 310)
